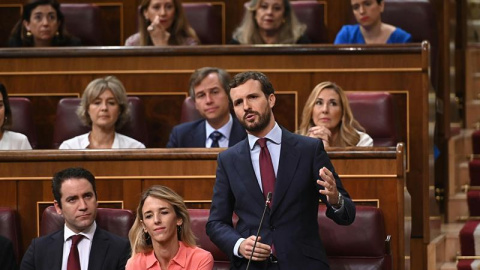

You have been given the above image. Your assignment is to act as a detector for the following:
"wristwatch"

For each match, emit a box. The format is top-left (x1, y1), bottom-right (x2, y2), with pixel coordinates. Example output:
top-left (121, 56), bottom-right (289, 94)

top-left (331, 192), bottom-right (343, 209)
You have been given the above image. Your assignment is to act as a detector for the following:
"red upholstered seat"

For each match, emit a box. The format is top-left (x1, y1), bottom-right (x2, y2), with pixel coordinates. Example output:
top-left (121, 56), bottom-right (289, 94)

top-left (180, 96), bottom-right (202, 123)
top-left (189, 206), bottom-right (391, 270)
top-left (318, 205), bottom-right (392, 270)
top-left (346, 92), bottom-right (398, 147)
top-left (184, 3), bottom-right (224, 44)
top-left (60, 4), bottom-right (102, 46)
top-left (0, 207), bottom-right (21, 263)
top-left (52, 97), bottom-right (149, 148)
top-left (188, 209), bottom-right (230, 270)
top-left (40, 206), bottom-right (134, 238)
top-left (9, 97), bottom-right (38, 148)
top-left (291, 1), bottom-right (327, 43)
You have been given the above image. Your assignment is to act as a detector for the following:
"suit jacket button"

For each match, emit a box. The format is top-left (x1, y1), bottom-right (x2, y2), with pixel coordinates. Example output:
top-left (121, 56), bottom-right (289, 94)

top-left (270, 226), bottom-right (276, 231)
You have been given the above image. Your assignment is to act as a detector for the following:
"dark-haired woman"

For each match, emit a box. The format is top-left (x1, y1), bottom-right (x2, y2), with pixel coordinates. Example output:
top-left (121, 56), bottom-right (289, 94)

top-left (8, 0), bottom-right (80, 47)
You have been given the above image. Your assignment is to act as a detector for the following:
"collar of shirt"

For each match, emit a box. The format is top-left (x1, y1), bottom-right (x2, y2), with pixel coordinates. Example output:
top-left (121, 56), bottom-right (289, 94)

top-left (63, 221), bottom-right (96, 242)
top-left (144, 241), bottom-right (188, 269)
top-left (81, 132), bottom-right (119, 149)
top-left (247, 122), bottom-right (282, 150)
top-left (205, 114), bottom-right (233, 147)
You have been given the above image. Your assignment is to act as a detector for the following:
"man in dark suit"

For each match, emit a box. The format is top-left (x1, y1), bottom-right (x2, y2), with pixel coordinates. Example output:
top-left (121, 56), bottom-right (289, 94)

top-left (206, 71), bottom-right (356, 269)
top-left (166, 67), bottom-right (246, 148)
top-left (20, 167), bottom-right (130, 270)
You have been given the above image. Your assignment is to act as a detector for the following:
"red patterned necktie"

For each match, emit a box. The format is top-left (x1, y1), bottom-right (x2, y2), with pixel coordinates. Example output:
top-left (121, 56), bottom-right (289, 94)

top-left (258, 138), bottom-right (275, 203)
top-left (67, 234), bottom-right (83, 270)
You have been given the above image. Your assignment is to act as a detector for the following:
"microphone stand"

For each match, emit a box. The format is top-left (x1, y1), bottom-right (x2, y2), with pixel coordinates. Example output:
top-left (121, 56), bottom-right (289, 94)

top-left (246, 192), bottom-right (272, 270)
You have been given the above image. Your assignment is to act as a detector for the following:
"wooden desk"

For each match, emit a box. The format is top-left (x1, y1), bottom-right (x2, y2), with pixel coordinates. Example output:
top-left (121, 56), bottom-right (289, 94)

top-left (0, 145), bottom-right (405, 270)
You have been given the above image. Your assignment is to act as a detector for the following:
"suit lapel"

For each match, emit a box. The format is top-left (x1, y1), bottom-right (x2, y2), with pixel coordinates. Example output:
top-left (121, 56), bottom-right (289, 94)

top-left (50, 230), bottom-right (65, 269)
top-left (88, 229), bottom-right (108, 270)
top-left (190, 120), bottom-right (206, 147)
top-left (271, 129), bottom-right (300, 215)
top-left (233, 139), bottom-right (266, 209)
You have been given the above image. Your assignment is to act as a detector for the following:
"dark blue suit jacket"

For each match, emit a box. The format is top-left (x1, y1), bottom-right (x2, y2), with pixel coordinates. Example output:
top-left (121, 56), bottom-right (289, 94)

top-left (206, 128), bottom-right (356, 270)
top-left (166, 115), bottom-right (247, 148)
top-left (20, 228), bottom-right (130, 270)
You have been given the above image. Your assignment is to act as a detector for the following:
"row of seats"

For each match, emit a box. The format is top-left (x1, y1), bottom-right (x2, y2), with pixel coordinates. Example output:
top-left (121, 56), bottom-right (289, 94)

top-left (9, 92), bottom-right (399, 149)
top-left (0, 205), bottom-right (392, 269)
top-left (50, 0), bottom-right (435, 46)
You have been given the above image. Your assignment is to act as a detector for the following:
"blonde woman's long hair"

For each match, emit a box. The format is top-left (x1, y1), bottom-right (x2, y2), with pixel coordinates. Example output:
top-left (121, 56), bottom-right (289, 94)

top-left (138, 0), bottom-right (199, 46)
top-left (297, 81), bottom-right (365, 147)
top-left (232, 0), bottom-right (306, 44)
top-left (128, 185), bottom-right (196, 257)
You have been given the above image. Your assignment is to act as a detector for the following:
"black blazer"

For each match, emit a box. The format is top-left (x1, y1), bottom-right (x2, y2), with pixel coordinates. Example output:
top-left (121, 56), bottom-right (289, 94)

top-left (20, 228), bottom-right (130, 270)
top-left (206, 128), bottom-right (356, 270)
top-left (166, 116), bottom-right (247, 148)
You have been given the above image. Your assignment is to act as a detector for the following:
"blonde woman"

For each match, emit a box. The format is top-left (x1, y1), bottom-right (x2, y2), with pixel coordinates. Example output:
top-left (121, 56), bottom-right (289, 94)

top-left (230, 0), bottom-right (309, 44)
top-left (127, 185), bottom-right (213, 270)
top-left (298, 81), bottom-right (373, 147)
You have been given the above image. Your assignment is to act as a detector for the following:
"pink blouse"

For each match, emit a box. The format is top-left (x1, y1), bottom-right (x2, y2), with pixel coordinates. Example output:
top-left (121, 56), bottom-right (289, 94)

top-left (126, 242), bottom-right (214, 270)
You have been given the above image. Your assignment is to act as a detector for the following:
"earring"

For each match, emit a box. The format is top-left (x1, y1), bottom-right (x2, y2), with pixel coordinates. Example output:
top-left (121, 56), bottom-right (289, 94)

top-left (143, 231), bottom-right (150, 241)
top-left (55, 31), bottom-right (59, 36)
top-left (177, 225), bottom-right (182, 236)
top-left (26, 30), bottom-right (32, 37)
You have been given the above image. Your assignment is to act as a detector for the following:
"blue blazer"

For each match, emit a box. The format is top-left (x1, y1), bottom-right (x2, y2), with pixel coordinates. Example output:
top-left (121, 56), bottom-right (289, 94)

top-left (206, 128), bottom-right (356, 270)
top-left (20, 228), bottom-right (130, 270)
top-left (166, 115), bottom-right (247, 148)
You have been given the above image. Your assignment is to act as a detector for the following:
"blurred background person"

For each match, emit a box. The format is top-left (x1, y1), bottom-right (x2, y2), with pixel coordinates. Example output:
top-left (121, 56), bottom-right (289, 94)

top-left (59, 76), bottom-right (145, 149)
top-left (334, 0), bottom-right (411, 44)
top-left (230, 0), bottom-right (309, 44)
top-left (297, 81), bottom-right (373, 147)
top-left (8, 0), bottom-right (80, 47)
top-left (127, 185), bottom-right (213, 270)
top-left (166, 67), bottom-right (246, 148)
top-left (0, 83), bottom-right (32, 150)
top-left (125, 0), bottom-right (199, 46)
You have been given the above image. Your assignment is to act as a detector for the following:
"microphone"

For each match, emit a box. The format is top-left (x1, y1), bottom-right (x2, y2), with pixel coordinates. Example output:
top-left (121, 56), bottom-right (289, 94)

top-left (246, 192), bottom-right (272, 270)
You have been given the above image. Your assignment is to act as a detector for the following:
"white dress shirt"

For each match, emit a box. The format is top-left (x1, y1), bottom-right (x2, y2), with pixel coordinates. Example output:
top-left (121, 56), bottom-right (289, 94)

top-left (61, 222), bottom-right (97, 270)
top-left (205, 114), bottom-right (233, 148)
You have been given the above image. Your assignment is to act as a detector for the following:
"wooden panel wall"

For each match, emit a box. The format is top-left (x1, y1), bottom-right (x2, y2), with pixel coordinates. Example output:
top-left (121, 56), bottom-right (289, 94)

top-left (0, 145), bottom-right (405, 270)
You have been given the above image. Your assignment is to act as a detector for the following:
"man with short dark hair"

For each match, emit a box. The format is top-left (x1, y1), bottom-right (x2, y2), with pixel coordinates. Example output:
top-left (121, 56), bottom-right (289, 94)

top-left (166, 67), bottom-right (246, 148)
top-left (206, 71), bottom-right (356, 269)
top-left (20, 167), bottom-right (130, 270)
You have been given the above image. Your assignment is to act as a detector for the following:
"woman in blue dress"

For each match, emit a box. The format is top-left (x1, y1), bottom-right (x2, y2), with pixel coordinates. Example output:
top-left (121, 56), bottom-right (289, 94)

top-left (334, 0), bottom-right (411, 44)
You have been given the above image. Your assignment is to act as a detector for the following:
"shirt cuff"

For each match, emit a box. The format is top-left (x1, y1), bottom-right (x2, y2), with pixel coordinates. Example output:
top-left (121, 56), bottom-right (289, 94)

top-left (233, 238), bottom-right (245, 257)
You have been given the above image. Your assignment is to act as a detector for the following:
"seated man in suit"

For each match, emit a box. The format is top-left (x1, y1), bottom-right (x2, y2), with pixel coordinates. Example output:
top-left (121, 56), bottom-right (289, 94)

top-left (20, 167), bottom-right (130, 270)
top-left (166, 67), bottom-right (247, 148)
